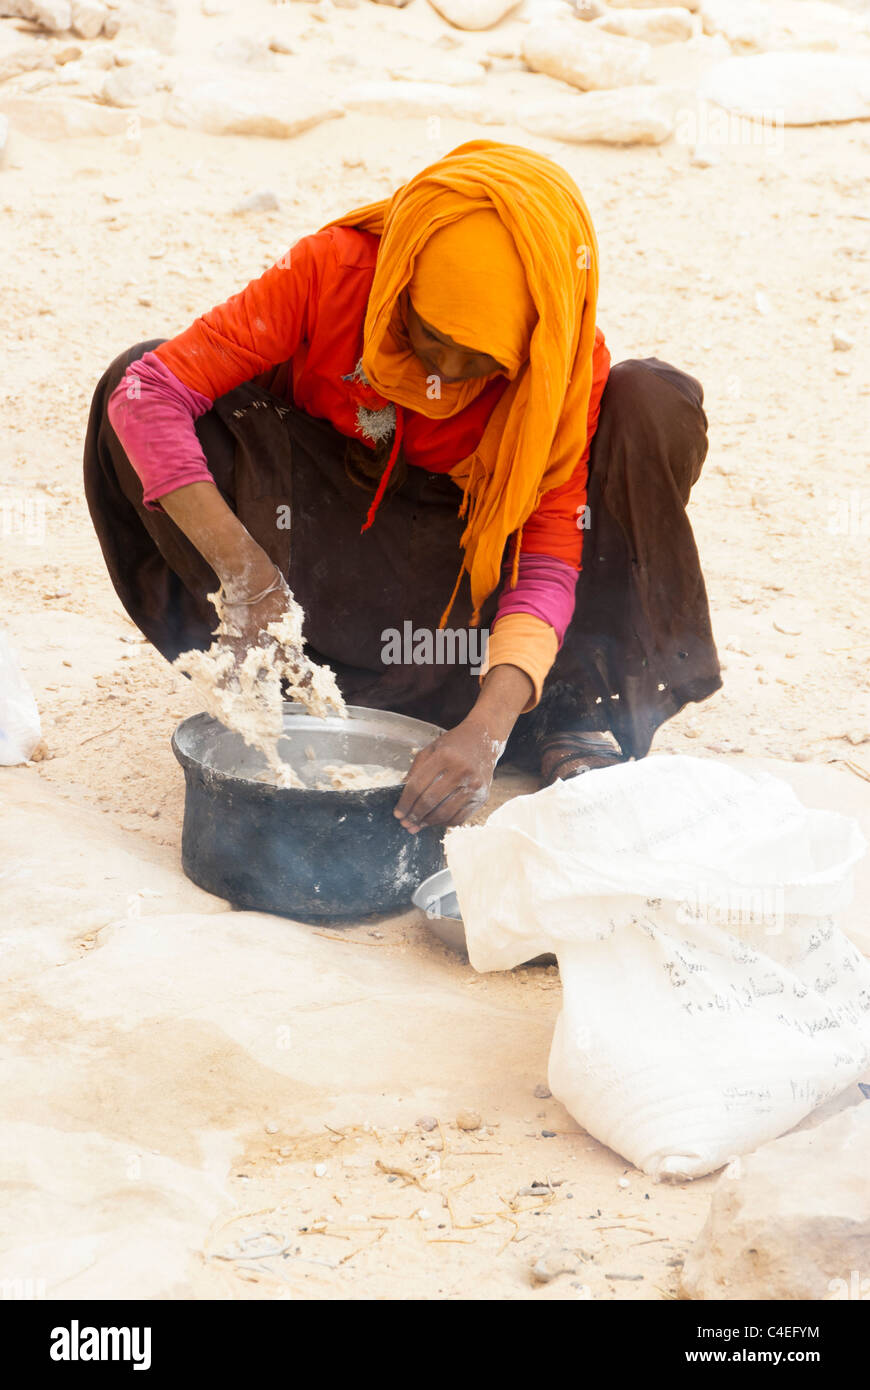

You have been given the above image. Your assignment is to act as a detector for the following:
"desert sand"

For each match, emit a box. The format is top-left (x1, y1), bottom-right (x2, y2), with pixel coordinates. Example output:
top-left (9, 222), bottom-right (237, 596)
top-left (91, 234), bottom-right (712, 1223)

top-left (1, 0), bottom-right (869, 1301)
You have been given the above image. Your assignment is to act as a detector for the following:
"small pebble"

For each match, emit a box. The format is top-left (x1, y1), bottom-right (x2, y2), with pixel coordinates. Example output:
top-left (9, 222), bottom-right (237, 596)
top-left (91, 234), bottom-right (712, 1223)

top-left (832, 331), bottom-right (853, 352)
top-left (415, 1115), bottom-right (438, 1132)
top-left (313, 1163), bottom-right (327, 1178)
top-left (232, 189), bottom-right (280, 215)
top-left (265, 1121), bottom-right (279, 1135)
top-left (532, 1247), bottom-right (591, 1284)
top-left (541, 1130), bottom-right (557, 1139)
top-left (455, 1109), bottom-right (481, 1132)
top-left (617, 1176), bottom-right (630, 1188)
top-left (533, 1083), bottom-right (552, 1099)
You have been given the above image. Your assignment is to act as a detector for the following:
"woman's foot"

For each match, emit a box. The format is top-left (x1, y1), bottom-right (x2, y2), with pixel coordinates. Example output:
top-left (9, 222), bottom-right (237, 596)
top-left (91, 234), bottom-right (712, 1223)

top-left (539, 730), bottom-right (625, 786)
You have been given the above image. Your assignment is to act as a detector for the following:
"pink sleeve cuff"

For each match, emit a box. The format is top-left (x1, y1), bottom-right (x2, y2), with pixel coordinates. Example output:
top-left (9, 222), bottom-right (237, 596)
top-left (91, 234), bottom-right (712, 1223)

top-left (495, 551), bottom-right (578, 646)
top-left (107, 351), bottom-right (215, 510)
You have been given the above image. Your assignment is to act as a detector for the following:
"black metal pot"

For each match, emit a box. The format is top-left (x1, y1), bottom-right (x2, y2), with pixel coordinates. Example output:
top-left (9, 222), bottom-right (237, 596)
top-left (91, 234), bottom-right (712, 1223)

top-left (171, 704), bottom-right (446, 922)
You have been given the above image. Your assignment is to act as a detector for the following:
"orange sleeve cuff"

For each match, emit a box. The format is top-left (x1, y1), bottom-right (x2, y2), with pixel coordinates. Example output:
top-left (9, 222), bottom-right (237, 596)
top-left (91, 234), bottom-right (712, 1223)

top-left (479, 613), bottom-right (558, 713)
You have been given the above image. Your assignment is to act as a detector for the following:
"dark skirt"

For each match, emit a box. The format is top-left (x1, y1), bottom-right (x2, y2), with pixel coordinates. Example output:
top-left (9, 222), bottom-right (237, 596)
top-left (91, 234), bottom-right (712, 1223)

top-left (83, 341), bottom-right (721, 764)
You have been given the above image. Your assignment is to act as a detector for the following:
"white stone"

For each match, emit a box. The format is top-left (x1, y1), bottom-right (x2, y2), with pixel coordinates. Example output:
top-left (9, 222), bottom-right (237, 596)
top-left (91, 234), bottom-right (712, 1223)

top-left (681, 1103), bottom-right (870, 1301)
top-left (165, 78), bottom-right (344, 138)
top-left (832, 332), bottom-right (854, 352)
top-left (571, 0), bottom-right (604, 19)
top-left (3, 0), bottom-right (73, 29)
top-left (232, 188), bottom-right (281, 214)
top-left (699, 0), bottom-right (769, 53)
top-left (522, 22), bottom-right (652, 91)
top-left (0, 92), bottom-right (129, 135)
top-left (100, 61), bottom-right (159, 106)
top-left (345, 79), bottom-right (504, 122)
top-left (519, 84), bottom-right (675, 143)
top-left (212, 35), bottom-right (277, 70)
top-left (426, 0), bottom-right (522, 30)
top-left (700, 52), bottom-right (870, 127)
top-left (0, 48), bottom-right (56, 82)
top-left (70, 0), bottom-right (106, 38)
top-left (606, 0), bottom-right (698, 8)
top-left (594, 6), bottom-right (694, 45)
top-left (109, 0), bottom-right (177, 54)
top-left (387, 53), bottom-right (486, 84)
top-left (772, 1), bottom-right (870, 54)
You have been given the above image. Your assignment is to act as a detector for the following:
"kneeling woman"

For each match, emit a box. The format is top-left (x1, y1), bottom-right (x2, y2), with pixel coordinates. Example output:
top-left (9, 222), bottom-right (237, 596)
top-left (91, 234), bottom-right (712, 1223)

top-left (84, 140), bottom-right (720, 832)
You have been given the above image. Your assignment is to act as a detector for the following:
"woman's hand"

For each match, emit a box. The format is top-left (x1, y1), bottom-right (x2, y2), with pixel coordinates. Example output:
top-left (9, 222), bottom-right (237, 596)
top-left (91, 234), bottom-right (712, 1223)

top-left (393, 662), bottom-right (534, 833)
top-left (393, 715), bottom-right (502, 832)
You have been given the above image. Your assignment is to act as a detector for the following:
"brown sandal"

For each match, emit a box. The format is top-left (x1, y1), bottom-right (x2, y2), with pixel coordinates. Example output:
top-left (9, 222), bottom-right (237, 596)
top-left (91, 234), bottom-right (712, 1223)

top-left (539, 731), bottom-right (625, 786)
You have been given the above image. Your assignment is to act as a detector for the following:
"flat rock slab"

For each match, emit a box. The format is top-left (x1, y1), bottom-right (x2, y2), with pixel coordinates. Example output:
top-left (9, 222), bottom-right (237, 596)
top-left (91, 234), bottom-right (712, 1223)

top-left (700, 52), bottom-right (870, 126)
top-left (681, 1100), bottom-right (870, 1300)
top-left (164, 79), bottom-right (344, 138)
top-left (0, 95), bottom-right (130, 139)
top-left (523, 21), bottom-right (652, 91)
top-left (426, 0), bottom-right (522, 30)
top-left (520, 85), bottom-right (676, 144)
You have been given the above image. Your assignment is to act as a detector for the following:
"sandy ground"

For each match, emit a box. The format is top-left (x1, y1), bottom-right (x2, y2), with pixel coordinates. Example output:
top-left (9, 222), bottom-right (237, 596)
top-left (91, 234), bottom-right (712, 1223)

top-left (1, 0), bottom-right (869, 1301)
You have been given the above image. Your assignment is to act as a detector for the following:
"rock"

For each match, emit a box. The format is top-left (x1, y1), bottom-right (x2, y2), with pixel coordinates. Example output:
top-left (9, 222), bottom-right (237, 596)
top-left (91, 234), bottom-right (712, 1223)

top-left (107, 0), bottom-right (177, 54)
top-left (595, 6), bottom-right (694, 45)
top-left (700, 53), bottom-right (870, 126)
top-left (387, 54), bottom-right (486, 84)
top-left (519, 86), bottom-right (675, 145)
top-left (689, 145), bottom-right (720, 167)
top-left (165, 79), bottom-right (344, 138)
top-left (699, 0), bottom-right (769, 53)
top-left (4, 0), bottom-right (73, 30)
top-left (522, 23), bottom-right (652, 92)
top-left (832, 332), bottom-right (854, 352)
top-left (345, 80), bottom-right (503, 123)
top-left (532, 1247), bottom-right (591, 1283)
top-left (0, 48), bottom-right (56, 82)
top-left (426, 0), bottom-right (521, 30)
top-left (264, 1120), bottom-right (279, 1134)
top-left (0, 93), bottom-right (128, 136)
top-left (607, 0), bottom-right (698, 8)
top-left (313, 1162), bottom-right (327, 1177)
top-left (100, 62), bottom-right (160, 106)
top-left (53, 44), bottom-right (81, 62)
top-left (212, 35), bottom-right (277, 70)
top-left (71, 0), bottom-right (106, 38)
top-left (455, 1109), bottom-right (481, 1131)
top-left (571, 0), bottom-right (603, 19)
top-left (534, 1083), bottom-right (552, 1099)
top-left (416, 1115), bottom-right (438, 1131)
top-left (232, 188), bottom-right (280, 214)
top-left (681, 1103), bottom-right (870, 1301)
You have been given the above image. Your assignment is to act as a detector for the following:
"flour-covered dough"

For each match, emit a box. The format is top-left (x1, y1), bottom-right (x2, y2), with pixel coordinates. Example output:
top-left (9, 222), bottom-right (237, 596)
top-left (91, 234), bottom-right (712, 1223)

top-left (174, 583), bottom-right (346, 788)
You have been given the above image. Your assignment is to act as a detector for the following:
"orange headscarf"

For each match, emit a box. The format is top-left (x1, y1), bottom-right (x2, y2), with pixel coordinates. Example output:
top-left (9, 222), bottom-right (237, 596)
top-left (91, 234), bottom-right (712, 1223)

top-left (324, 140), bottom-right (600, 624)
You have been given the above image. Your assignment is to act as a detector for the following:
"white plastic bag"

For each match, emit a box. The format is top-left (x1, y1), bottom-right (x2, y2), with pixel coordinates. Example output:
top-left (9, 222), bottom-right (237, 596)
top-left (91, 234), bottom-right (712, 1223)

top-left (445, 756), bottom-right (870, 1179)
top-left (0, 630), bottom-right (41, 765)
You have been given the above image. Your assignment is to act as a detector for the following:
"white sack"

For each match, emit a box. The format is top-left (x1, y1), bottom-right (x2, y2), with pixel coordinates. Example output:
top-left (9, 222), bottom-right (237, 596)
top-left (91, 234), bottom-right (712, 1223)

top-left (445, 756), bottom-right (870, 1179)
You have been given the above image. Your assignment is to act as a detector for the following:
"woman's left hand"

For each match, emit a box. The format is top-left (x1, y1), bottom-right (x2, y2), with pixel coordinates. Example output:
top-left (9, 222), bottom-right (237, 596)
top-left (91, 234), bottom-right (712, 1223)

top-left (394, 717), bottom-right (502, 832)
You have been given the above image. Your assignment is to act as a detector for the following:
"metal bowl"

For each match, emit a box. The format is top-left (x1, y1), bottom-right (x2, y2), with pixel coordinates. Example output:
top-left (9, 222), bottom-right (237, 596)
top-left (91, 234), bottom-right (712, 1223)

top-left (413, 868), bottom-right (556, 968)
top-left (172, 704), bottom-right (446, 921)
